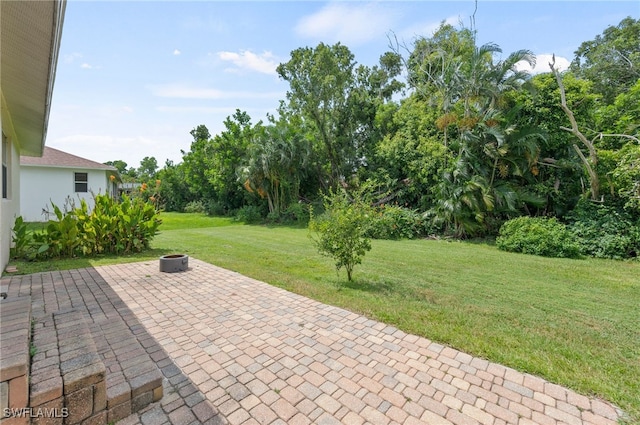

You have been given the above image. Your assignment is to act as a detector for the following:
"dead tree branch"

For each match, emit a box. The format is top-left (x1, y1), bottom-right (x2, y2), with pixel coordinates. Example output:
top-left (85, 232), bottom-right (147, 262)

top-left (549, 55), bottom-right (601, 201)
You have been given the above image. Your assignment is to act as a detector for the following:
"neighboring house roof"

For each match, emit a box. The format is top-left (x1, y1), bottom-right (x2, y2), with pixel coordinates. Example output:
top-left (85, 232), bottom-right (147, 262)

top-left (21, 147), bottom-right (118, 172)
top-left (1, 0), bottom-right (66, 156)
top-left (119, 183), bottom-right (142, 189)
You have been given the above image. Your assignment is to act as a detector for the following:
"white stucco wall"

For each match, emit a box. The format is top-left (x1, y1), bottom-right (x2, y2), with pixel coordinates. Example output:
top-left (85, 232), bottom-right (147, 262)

top-left (20, 165), bottom-right (111, 222)
top-left (0, 133), bottom-right (21, 274)
top-left (0, 115), bottom-right (5, 275)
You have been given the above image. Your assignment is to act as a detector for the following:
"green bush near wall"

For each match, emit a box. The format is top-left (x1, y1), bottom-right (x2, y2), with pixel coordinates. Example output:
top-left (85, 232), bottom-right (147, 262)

top-left (496, 216), bottom-right (582, 259)
top-left (11, 194), bottom-right (161, 260)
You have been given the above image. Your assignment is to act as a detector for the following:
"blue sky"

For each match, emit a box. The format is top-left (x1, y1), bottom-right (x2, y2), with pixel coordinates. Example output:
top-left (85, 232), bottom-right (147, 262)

top-left (46, 1), bottom-right (639, 169)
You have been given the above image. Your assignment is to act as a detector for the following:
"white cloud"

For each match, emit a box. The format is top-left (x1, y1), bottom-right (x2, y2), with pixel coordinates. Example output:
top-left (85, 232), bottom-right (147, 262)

top-left (64, 52), bottom-right (83, 63)
top-left (516, 54), bottom-right (570, 75)
top-left (173, 49), bottom-right (181, 55)
top-left (147, 83), bottom-right (283, 100)
top-left (295, 2), bottom-right (398, 46)
top-left (81, 63), bottom-right (93, 69)
top-left (217, 50), bottom-right (279, 75)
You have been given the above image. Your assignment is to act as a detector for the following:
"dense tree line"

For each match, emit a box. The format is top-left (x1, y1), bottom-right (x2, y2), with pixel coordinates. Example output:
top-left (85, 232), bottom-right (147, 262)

top-left (118, 18), bottom-right (640, 255)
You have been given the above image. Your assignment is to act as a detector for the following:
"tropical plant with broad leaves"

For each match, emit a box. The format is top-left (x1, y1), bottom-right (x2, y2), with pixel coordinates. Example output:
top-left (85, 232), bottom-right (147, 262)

top-left (239, 118), bottom-right (312, 216)
top-left (405, 23), bottom-right (544, 235)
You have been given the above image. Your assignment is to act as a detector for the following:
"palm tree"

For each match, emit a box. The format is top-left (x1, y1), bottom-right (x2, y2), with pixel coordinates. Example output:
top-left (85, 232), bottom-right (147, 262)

top-left (414, 25), bottom-right (540, 234)
top-left (239, 123), bottom-right (311, 215)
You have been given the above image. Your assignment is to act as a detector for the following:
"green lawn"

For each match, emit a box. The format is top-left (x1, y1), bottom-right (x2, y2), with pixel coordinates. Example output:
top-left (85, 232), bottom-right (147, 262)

top-left (10, 212), bottom-right (640, 422)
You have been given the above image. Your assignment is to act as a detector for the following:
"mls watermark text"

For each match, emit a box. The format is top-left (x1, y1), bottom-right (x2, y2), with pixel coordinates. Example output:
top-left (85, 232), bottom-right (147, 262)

top-left (3, 407), bottom-right (69, 419)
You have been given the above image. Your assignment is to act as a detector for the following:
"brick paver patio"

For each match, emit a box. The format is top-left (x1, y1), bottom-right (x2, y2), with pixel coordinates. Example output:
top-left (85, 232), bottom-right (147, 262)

top-left (92, 257), bottom-right (624, 425)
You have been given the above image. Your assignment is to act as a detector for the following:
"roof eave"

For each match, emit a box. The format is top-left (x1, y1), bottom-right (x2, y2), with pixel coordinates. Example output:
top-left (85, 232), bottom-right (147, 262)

top-left (21, 163), bottom-right (117, 172)
top-left (1, 0), bottom-right (67, 157)
top-left (39, 0), bottom-right (67, 157)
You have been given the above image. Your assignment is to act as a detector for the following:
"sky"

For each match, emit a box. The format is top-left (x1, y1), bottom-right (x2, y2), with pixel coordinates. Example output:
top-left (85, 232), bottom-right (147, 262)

top-left (45, 0), bottom-right (639, 170)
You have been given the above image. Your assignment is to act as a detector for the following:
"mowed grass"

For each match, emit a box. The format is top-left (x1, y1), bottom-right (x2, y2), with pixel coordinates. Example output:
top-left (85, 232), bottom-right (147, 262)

top-left (10, 212), bottom-right (640, 421)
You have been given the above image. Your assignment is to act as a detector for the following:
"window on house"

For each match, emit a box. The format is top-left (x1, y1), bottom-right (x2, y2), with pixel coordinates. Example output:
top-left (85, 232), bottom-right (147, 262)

top-left (74, 172), bottom-right (88, 192)
top-left (2, 133), bottom-right (8, 199)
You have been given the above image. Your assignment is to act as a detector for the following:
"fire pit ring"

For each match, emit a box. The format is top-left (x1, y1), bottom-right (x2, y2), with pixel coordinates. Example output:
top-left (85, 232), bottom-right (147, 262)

top-left (159, 254), bottom-right (189, 273)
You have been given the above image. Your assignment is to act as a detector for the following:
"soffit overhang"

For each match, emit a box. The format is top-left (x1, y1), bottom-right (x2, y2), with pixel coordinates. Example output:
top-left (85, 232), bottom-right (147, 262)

top-left (1, 0), bottom-right (66, 156)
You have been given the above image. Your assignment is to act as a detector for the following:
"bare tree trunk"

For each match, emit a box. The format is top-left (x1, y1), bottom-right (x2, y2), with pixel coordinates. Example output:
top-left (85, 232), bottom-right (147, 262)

top-left (549, 56), bottom-right (601, 201)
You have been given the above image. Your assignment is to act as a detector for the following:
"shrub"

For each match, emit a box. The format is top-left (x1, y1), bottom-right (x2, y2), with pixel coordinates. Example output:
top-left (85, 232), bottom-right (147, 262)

top-left (264, 202), bottom-right (311, 225)
top-left (496, 216), bottom-right (581, 259)
top-left (10, 216), bottom-right (30, 259)
top-left (309, 188), bottom-right (372, 283)
top-left (566, 200), bottom-right (640, 259)
top-left (13, 194), bottom-right (161, 260)
top-left (234, 205), bottom-right (263, 223)
top-left (282, 202), bottom-right (311, 224)
top-left (204, 200), bottom-right (226, 216)
top-left (183, 200), bottom-right (206, 213)
top-left (83, 194), bottom-right (161, 255)
top-left (367, 205), bottom-right (427, 240)
top-left (40, 204), bottom-right (80, 257)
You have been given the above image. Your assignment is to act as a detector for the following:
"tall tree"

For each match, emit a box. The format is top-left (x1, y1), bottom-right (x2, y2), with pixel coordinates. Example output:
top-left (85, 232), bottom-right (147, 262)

top-left (277, 43), bottom-right (357, 187)
top-left (408, 24), bottom-right (534, 120)
top-left (208, 110), bottom-right (257, 211)
top-left (350, 54), bottom-right (405, 177)
top-left (277, 43), bottom-right (403, 189)
top-left (138, 156), bottom-right (158, 179)
top-left (105, 159), bottom-right (128, 174)
top-left (156, 160), bottom-right (192, 212)
top-left (570, 17), bottom-right (640, 104)
top-left (404, 23), bottom-right (541, 236)
top-left (190, 124), bottom-right (211, 143)
top-left (105, 159), bottom-right (137, 180)
top-left (181, 115), bottom-right (257, 213)
top-left (181, 125), bottom-right (216, 204)
top-left (405, 23), bottom-right (476, 105)
top-left (239, 116), bottom-right (311, 215)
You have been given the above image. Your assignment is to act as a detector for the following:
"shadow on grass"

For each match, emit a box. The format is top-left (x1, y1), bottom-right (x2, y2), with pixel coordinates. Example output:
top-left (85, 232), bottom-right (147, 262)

top-left (464, 236), bottom-right (497, 246)
top-left (338, 275), bottom-right (441, 305)
top-left (341, 276), bottom-right (396, 295)
top-left (262, 221), bottom-right (310, 230)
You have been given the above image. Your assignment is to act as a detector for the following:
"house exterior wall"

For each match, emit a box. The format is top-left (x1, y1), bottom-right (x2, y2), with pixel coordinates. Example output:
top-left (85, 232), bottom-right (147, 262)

top-left (1, 0), bottom-right (66, 275)
top-left (0, 128), bottom-right (22, 273)
top-left (1, 109), bottom-right (5, 273)
top-left (20, 166), bottom-right (111, 222)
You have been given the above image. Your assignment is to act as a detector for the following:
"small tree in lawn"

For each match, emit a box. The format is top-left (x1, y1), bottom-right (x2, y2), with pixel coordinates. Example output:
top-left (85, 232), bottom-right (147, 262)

top-left (309, 187), bottom-right (372, 284)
